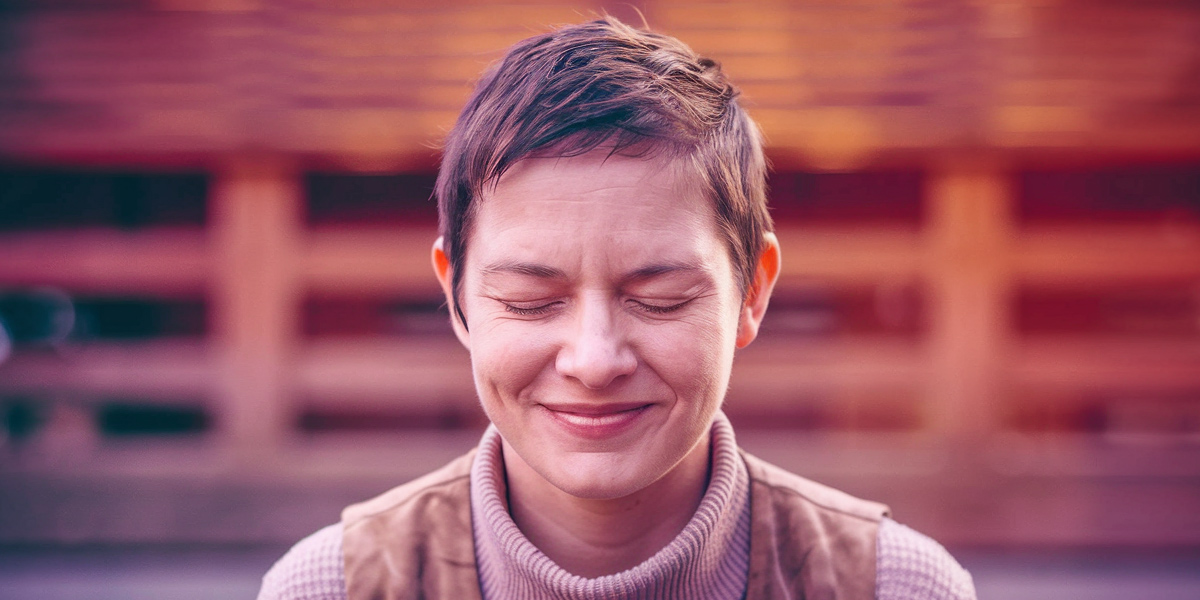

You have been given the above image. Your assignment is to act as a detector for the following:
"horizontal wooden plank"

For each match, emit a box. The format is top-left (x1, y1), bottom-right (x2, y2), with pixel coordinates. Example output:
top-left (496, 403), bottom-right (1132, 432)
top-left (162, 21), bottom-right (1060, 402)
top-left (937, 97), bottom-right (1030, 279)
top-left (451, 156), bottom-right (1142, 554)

top-left (775, 226), bottom-right (923, 282)
top-left (1012, 337), bottom-right (1200, 390)
top-left (0, 230), bottom-right (210, 293)
top-left (0, 340), bottom-right (214, 397)
top-left (731, 336), bottom-right (927, 395)
top-left (1014, 224), bottom-right (1200, 281)
top-left (302, 227), bottom-right (442, 293)
top-left (656, 3), bottom-right (936, 31)
top-left (295, 337), bottom-right (473, 400)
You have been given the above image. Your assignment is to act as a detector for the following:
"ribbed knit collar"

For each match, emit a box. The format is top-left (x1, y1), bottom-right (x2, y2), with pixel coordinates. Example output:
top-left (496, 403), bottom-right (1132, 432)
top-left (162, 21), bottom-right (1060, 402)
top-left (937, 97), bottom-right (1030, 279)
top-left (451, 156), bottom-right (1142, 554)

top-left (469, 412), bottom-right (751, 600)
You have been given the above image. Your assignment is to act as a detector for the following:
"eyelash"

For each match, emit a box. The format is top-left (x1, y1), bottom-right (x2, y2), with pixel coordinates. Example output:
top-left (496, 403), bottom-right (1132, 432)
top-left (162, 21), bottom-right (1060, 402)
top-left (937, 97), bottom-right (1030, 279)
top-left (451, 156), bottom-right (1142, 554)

top-left (631, 299), bottom-right (692, 314)
top-left (503, 299), bottom-right (692, 317)
top-left (504, 302), bottom-right (560, 316)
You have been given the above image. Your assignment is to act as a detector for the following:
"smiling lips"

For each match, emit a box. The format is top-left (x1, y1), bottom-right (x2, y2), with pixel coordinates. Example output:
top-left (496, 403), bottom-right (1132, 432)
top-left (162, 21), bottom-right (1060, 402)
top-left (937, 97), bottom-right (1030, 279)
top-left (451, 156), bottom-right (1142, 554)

top-left (541, 403), bottom-right (652, 439)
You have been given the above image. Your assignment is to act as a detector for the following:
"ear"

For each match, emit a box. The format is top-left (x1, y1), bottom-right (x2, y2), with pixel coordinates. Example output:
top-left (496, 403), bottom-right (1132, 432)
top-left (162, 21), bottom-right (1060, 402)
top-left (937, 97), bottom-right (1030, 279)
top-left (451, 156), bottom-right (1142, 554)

top-left (736, 232), bottom-right (781, 348)
top-left (432, 236), bottom-right (470, 348)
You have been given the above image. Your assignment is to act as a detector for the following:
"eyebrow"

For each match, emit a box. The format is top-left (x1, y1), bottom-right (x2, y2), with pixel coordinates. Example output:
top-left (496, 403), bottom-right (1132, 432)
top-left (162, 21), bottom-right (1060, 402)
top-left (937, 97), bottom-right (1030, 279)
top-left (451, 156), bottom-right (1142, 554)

top-left (479, 260), bottom-right (708, 282)
top-left (624, 261), bottom-right (708, 282)
top-left (480, 261), bottom-right (567, 279)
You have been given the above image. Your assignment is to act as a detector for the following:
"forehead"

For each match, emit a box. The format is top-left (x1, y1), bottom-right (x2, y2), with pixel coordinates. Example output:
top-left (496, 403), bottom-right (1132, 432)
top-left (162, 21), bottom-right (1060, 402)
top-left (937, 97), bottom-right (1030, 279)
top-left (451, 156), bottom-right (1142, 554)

top-left (469, 151), bottom-right (714, 243)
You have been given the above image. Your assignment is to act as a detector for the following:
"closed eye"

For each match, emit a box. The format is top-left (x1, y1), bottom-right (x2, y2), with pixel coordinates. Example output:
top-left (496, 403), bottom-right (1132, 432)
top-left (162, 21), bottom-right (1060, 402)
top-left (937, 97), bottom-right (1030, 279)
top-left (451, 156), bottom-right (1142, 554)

top-left (504, 301), bottom-right (562, 316)
top-left (629, 298), bottom-right (694, 314)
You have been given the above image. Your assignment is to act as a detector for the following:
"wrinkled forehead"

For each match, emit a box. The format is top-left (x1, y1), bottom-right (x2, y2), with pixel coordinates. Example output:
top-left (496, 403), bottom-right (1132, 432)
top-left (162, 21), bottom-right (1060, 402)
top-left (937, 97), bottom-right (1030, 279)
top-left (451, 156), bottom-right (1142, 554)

top-left (470, 145), bottom-right (713, 233)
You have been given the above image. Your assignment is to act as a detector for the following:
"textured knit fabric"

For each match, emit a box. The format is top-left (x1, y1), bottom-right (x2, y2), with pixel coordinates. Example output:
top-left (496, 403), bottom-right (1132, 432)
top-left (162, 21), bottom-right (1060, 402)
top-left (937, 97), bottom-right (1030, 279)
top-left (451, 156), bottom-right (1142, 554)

top-left (258, 523), bottom-right (345, 600)
top-left (470, 414), bottom-right (751, 600)
top-left (877, 518), bottom-right (976, 599)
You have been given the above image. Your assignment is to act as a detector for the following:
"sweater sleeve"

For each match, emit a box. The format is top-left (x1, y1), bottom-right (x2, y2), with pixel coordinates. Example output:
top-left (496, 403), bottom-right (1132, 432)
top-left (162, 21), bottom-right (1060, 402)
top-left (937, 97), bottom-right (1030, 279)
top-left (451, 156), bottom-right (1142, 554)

top-left (257, 523), bottom-right (348, 600)
top-left (875, 517), bottom-right (976, 600)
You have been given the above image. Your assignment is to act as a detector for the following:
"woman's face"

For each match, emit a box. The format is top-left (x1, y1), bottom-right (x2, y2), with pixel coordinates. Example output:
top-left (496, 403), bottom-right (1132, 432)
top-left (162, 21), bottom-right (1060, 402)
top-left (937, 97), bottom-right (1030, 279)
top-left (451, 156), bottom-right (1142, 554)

top-left (447, 150), bottom-right (751, 500)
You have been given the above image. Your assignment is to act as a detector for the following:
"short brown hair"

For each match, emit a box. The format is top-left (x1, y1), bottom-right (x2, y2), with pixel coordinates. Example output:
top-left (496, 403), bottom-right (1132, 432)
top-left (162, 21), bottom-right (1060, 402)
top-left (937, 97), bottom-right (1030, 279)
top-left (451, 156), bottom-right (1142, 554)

top-left (435, 16), bottom-right (772, 327)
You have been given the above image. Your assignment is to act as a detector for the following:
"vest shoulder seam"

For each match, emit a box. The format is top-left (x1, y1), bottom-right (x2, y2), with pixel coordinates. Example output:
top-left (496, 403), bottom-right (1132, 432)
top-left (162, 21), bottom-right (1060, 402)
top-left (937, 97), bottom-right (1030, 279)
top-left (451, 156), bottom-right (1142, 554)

top-left (751, 477), bottom-right (882, 523)
top-left (741, 450), bottom-right (890, 522)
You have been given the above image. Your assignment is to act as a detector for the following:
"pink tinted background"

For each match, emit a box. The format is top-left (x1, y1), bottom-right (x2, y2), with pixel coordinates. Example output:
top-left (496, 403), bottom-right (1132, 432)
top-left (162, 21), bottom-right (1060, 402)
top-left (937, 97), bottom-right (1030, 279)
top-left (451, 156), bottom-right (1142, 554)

top-left (0, 3), bottom-right (1197, 587)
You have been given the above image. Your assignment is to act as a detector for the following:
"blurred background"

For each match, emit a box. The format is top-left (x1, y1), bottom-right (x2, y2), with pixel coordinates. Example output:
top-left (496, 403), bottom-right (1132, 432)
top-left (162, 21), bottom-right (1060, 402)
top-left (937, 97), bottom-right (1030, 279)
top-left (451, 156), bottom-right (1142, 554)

top-left (0, 0), bottom-right (1198, 598)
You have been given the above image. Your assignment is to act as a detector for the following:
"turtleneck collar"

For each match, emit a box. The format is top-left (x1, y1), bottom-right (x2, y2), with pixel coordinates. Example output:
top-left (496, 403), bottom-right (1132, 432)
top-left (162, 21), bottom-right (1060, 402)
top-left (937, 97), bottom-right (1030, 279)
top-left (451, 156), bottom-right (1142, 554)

top-left (469, 412), bottom-right (751, 600)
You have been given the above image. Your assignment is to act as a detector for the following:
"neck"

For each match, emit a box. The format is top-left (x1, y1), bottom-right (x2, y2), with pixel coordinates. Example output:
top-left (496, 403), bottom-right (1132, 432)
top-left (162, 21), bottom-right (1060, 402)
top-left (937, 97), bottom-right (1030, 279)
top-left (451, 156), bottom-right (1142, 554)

top-left (500, 433), bottom-right (712, 578)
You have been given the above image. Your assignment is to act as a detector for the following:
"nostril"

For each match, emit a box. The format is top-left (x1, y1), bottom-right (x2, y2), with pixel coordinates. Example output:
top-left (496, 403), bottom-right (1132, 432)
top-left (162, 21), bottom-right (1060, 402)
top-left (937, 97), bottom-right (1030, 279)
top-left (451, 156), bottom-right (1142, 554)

top-left (556, 339), bottom-right (637, 389)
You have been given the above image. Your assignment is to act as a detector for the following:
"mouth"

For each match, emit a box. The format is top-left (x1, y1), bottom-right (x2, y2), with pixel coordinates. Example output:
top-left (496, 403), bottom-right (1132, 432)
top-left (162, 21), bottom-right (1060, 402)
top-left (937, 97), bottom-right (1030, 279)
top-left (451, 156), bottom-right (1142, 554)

top-left (539, 403), bottom-right (652, 439)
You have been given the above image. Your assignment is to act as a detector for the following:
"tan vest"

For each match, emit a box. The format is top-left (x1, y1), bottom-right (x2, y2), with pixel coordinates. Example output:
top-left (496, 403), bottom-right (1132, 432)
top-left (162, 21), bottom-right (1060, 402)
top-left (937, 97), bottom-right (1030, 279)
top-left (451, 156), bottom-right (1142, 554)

top-left (342, 449), bottom-right (889, 600)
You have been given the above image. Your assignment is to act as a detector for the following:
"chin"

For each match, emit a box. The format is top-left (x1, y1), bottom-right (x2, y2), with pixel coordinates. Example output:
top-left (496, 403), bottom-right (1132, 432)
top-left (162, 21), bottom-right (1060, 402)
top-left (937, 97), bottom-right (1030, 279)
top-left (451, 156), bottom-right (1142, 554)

top-left (539, 453), bottom-right (660, 501)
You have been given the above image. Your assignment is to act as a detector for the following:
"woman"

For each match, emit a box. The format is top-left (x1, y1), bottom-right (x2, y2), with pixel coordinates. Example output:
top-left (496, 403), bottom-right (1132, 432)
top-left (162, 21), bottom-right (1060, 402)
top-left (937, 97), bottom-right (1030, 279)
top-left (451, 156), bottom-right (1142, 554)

top-left (260, 16), bottom-right (975, 600)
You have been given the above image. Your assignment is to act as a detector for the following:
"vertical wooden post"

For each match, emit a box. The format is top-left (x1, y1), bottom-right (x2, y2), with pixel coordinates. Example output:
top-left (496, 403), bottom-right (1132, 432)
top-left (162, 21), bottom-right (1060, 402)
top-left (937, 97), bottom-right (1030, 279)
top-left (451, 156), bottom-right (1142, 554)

top-left (924, 164), bottom-right (1013, 436)
top-left (210, 160), bottom-right (301, 466)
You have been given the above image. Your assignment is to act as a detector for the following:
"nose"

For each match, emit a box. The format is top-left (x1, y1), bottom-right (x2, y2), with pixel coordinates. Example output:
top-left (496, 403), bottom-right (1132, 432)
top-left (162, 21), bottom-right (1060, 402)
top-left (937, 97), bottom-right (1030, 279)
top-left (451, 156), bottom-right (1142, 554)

top-left (555, 295), bottom-right (637, 389)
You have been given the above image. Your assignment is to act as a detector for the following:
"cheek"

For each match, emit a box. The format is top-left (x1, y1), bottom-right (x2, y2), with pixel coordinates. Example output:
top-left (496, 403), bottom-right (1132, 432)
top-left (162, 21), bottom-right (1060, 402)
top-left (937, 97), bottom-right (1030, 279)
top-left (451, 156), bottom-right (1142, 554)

top-left (469, 320), bottom-right (556, 405)
top-left (637, 310), bottom-right (739, 398)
